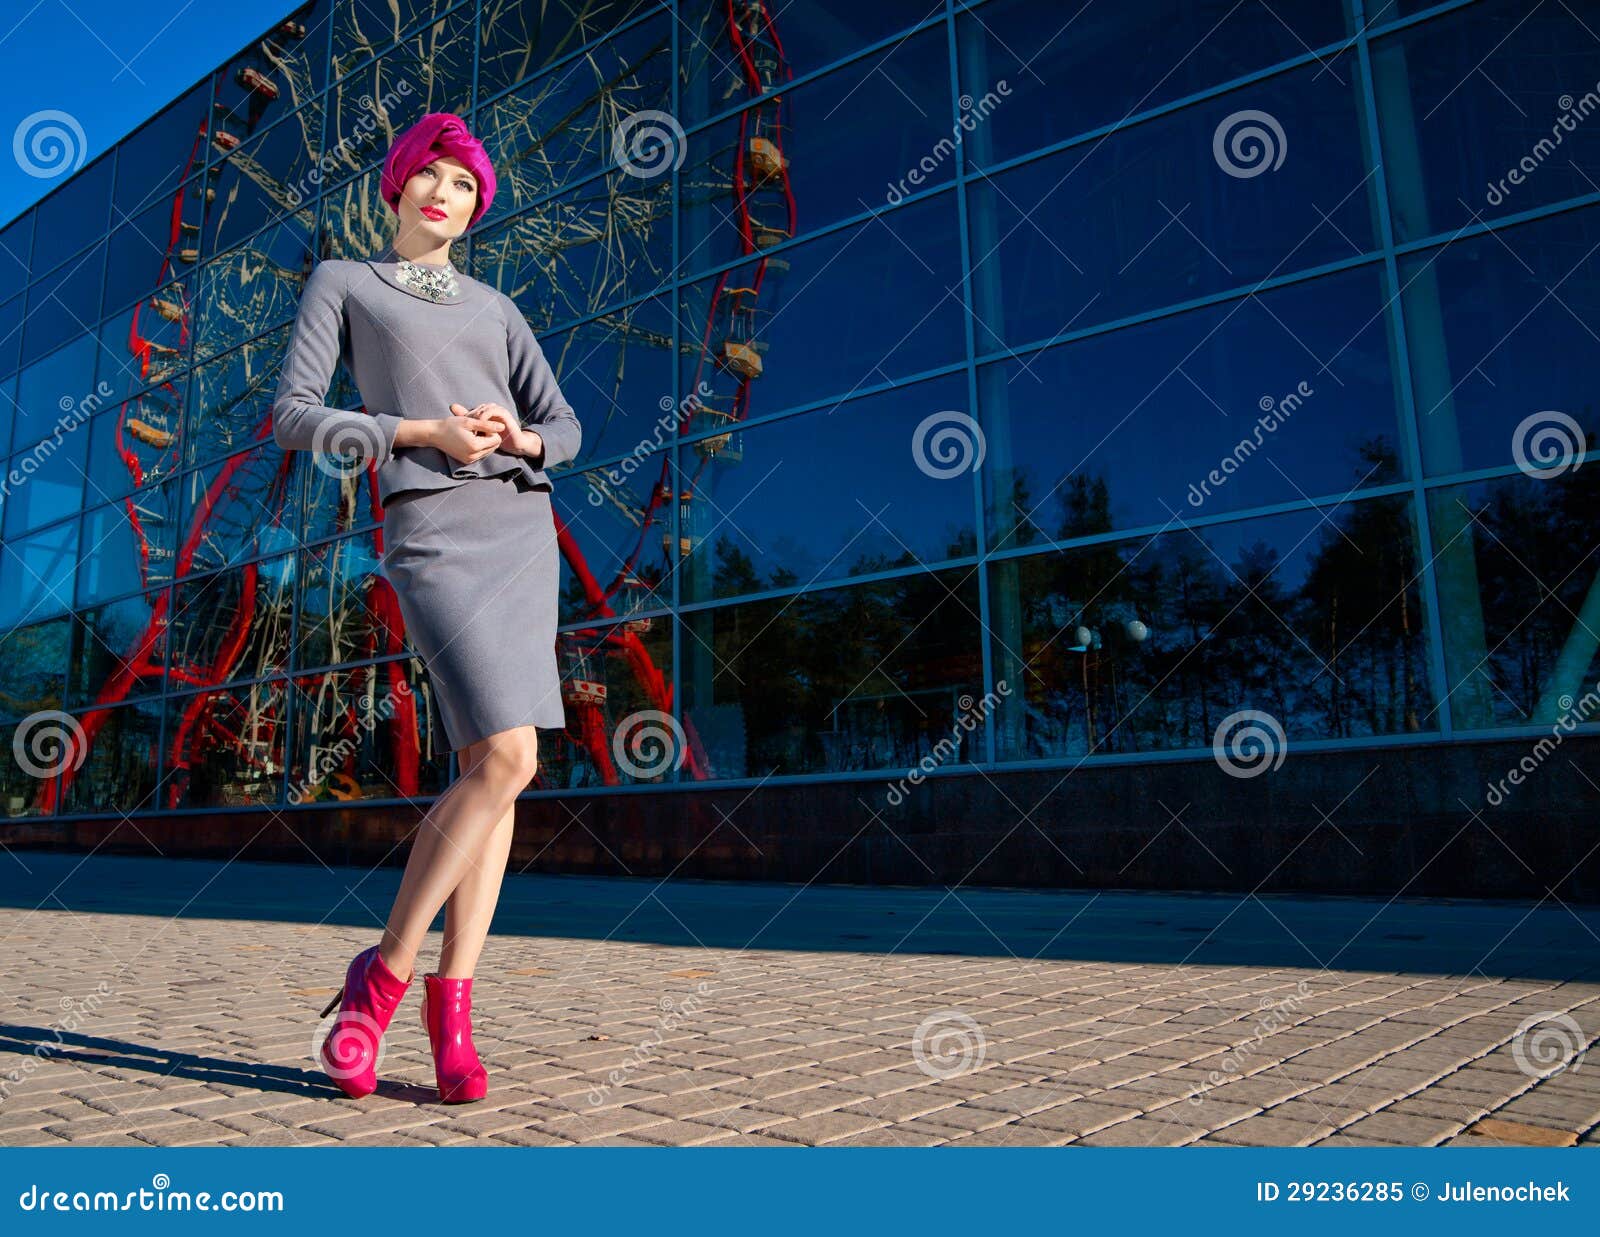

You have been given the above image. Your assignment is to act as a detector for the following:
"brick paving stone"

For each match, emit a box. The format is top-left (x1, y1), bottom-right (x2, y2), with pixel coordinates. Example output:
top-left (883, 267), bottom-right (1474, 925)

top-left (1074, 1115), bottom-right (1199, 1146)
top-left (1021, 1099), bottom-right (1149, 1136)
top-left (836, 1089), bottom-right (962, 1124)
top-left (1207, 1114), bottom-right (1337, 1146)
top-left (1338, 1110), bottom-right (1465, 1145)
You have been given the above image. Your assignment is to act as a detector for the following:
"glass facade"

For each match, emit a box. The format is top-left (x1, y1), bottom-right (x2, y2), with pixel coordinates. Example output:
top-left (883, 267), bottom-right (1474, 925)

top-left (2, 0), bottom-right (1598, 821)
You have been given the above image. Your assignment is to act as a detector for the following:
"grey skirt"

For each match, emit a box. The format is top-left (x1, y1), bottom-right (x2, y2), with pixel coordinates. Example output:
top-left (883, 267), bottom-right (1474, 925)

top-left (379, 471), bottom-right (565, 749)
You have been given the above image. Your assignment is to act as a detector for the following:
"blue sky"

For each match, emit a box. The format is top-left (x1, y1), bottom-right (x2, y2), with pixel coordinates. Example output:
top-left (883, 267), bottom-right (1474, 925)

top-left (1, 0), bottom-right (298, 227)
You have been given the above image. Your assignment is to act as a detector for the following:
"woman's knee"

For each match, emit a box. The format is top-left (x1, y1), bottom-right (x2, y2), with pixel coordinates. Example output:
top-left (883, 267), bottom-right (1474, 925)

top-left (473, 728), bottom-right (540, 789)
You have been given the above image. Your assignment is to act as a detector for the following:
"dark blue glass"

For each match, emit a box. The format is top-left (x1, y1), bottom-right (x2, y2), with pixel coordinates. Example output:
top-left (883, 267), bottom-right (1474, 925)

top-left (78, 481), bottom-right (180, 606)
top-left (0, 213), bottom-right (32, 291)
top-left (13, 332), bottom-right (96, 455)
top-left (680, 22), bottom-right (952, 274)
top-left (169, 553), bottom-right (295, 686)
top-left (175, 442), bottom-right (297, 577)
top-left (115, 80), bottom-right (212, 207)
top-left (1373, 0), bottom-right (1600, 243)
top-left (680, 567), bottom-right (984, 779)
top-left (29, 151), bottom-right (112, 278)
top-left (678, 191), bottom-right (965, 427)
top-left (295, 533), bottom-right (390, 671)
top-left (990, 494), bottom-right (1435, 760)
top-left (288, 661), bottom-right (454, 800)
top-left (0, 518), bottom-right (77, 627)
top-left (679, 372), bottom-right (978, 605)
top-left (957, 0), bottom-right (1350, 171)
top-left (477, 0), bottom-right (660, 101)
top-left (69, 589), bottom-right (170, 708)
top-left (1427, 471), bottom-right (1600, 733)
top-left (968, 50), bottom-right (1375, 354)
top-left (215, 0), bottom-right (332, 123)
top-left (104, 187), bottom-right (208, 320)
top-left (59, 699), bottom-right (163, 815)
top-left (331, 0), bottom-right (462, 81)
top-left (984, 263), bottom-right (1406, 551)
top-left (21, 243), bottom-right (106, 367)
top-left (160, 680), bottom-right (288, 807)
top-left (2, 432), bottom-right (86, 538)
top-left (206, 110), bottom-right (323, 261)
top-left (0, 615), bottom-right (70, 722)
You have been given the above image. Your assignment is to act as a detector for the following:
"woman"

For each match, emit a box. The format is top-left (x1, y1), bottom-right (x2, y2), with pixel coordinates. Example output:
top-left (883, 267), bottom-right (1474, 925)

top-left (270, 113), bottom-right (581, 1104)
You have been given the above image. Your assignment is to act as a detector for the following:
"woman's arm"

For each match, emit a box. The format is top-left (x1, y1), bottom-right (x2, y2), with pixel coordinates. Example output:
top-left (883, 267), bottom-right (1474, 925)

top-left (271, 261), bottom-right (405, 463)
top-left (499, 291), bottom-right (582, 470)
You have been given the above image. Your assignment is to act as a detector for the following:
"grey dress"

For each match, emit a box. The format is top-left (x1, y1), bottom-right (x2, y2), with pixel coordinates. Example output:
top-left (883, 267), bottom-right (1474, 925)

top-left (271, 242), bottom-right (582, 749)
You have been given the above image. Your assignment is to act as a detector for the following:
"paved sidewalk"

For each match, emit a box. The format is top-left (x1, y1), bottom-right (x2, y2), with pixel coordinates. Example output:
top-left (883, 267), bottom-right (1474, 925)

top-left (0, 852), bottom-right (1597, 1148)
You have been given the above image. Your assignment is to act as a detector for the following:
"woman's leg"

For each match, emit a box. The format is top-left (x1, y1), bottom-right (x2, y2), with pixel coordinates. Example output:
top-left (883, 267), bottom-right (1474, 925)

top-left (377, 726), bottom-right (539, 981)
top-left (438, 739), bottom-right (519, 977)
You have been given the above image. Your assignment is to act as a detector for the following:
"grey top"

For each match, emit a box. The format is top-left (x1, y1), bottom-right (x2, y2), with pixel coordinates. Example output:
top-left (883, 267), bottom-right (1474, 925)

top-left (271, 240), bottom-right (582, 506)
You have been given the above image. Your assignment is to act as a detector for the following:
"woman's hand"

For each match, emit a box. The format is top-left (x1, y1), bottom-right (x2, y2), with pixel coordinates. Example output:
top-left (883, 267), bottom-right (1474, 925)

top-left (451, 402), bottom-right (544, 462)
top-left (433, 407), bottom-right (504, 464)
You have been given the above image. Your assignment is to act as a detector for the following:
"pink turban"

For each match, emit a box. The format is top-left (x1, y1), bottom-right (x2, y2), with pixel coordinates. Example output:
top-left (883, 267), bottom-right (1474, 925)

top-left (380, 112), bottom-right (497, 228)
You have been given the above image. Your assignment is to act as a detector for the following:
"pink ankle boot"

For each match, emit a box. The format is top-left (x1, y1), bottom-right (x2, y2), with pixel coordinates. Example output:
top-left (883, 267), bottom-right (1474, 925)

top-left (421, 973), bottom-right (489, 1104)
top-left (318, 945), bottom-right (411, 1098)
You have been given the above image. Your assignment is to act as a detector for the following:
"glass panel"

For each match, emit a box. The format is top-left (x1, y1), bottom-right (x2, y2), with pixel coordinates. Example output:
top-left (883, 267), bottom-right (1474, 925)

top-left (192, 233), bottom-right (314, 364)
top-left (1426, 471), bottom-right (1600, 733)
top-left (175, 442), bottom-right (298, 577)
top-left (161, 679), bottom-right (288, 808)
top-left (681, 568), bottom-right (984, 779)
top-left (188, 327), bottom-right (286, 471)
top-left (680, 24), bottom-right (952, 272)
top-left (28, 150), bottom-right (112, 276)
top-left (84, 387), bottom-right (185, 509)
top-left (477, 0), bottom-right (659, 101)
top-left (14, 333), bottom-right (97, 454)
top-left (678, 0), bottom-right (937, 126)
top-left (549, 616), bottom-right (672, 788)
top-left (473, 171), bottom-right (671, 330)
top-left (1399, 206), bottom-right (1600, 478)
top-left (299, 365), bottom-right (384, 542)
top-left (331, 0), bottom-right (464, 81)
top-left (0, 297), bottom-right (21, 381)
top-left (0, 213), bottom-right (33, 290)
top-left (290, 658), bottom-right (453, 800)
top-left (0, 615), bottom-right (70, 722)
top-left (679, 193), bottom-right (965, 423)
top-left (206, 108), bottom-right (324, 260)
top-left (295, 531), bottom-right (400, 670)
top-left (478, 10), bottom-right (671, 219)
top-left (69, 589), bottom-right (170, 708)
top-left (0, 519), bottom-right (77, 628)
top-left (968, 50), bottom-right (1375, 353)
top-left (21, 242), bottom-right (106, 367)
top-left (104, 187), bottom-right (209, 319)
top-left (956, 0), bottom-right (1350, 170)
top-left (98, 277), bottom-right (194, 396)
top-left (60, 700), bottom-right (163, 816)
top-left (116, 80), bottom-right (212, 204)
top-left (679, 373), bottom-right (978, 605)
top-left (169, 553), bottom-right (295, 687)
top-left (1373, 0), bottom-right (1600, 244)
top-left (558, 463), bottom-right (671, 627)
top-left (530, 295), bottom-right (674, 467)
top-left (78, 482), bottom-right (180, 606)
top-left (2, 432), bottom-right (86, 538)
top-left (990, 495), bottom-right (1435, 761)
top-left (214, 0), bottom-right (331, 124)
top-left (984, 264), bottom-right (1406, 553)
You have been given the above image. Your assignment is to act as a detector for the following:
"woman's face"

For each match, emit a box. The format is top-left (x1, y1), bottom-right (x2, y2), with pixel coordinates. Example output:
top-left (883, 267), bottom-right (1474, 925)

top-left (398, 155), bottom-right (479, 241)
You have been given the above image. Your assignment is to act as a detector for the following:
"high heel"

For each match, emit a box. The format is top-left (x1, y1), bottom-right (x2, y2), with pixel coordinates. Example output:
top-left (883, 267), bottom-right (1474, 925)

top-left (421, 973), bottom-right (488, 1104)
top-left (317, 945), bottom-right (412, 1098)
